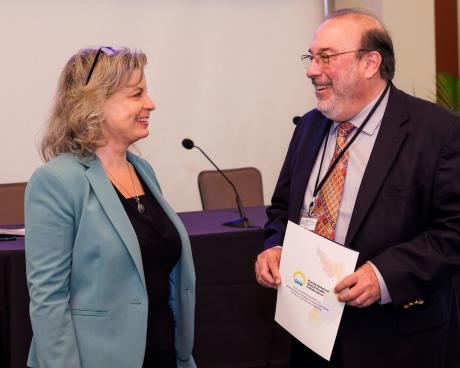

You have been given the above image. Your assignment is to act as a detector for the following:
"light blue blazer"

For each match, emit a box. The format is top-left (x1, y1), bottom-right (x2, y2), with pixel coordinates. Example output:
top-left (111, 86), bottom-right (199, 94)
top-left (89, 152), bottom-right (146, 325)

top-left (25, 152), bottom-right (196, 368)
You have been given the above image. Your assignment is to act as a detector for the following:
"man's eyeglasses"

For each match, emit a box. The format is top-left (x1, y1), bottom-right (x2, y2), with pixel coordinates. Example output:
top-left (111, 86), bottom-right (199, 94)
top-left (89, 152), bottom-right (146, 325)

top-left (85, 46), bottom-right (116, 85)
top-left (300, 49), bottom-right (368, 69)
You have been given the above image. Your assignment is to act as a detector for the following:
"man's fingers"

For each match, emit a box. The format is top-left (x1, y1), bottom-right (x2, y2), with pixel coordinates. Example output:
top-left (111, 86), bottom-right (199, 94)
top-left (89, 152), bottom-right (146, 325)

top-left (334, 273), bottom-right (357, 294)
top-left (256, 264), bottom-right (277, 288)
top-left (338, 284), bottom-right (364, 303)
top-left (335, 264), bottom-right (381, 307)
top-left (255, 257), bottom-right (276, 287)
top-left (255, 247), bottom-right (282, 289)
top-left (266, 255), bottom-right (281, 284)
top-left (347, 291), bottom-right (371, 307)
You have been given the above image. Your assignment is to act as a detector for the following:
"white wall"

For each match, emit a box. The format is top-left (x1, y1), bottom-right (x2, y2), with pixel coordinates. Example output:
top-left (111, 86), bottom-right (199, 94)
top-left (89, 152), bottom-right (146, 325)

top-left (383, 0), bottom-right (436, 99)
top-left (0, 0), bottom-right (323, 211)
top-left (331, 0), bottom-right (383, 16)
top-left (334, 0), bottom-right (436, 100)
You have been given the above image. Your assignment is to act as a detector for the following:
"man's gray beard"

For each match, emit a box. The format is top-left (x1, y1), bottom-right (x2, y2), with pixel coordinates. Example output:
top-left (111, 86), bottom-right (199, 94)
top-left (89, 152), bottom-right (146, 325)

top-left (316, 100), bottom-right (337, 120)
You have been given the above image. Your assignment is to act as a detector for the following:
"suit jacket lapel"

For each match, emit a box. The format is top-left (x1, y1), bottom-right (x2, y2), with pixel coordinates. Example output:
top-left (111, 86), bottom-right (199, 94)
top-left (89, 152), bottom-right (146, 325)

top-left (345, 86), bottom-right (410, 246)
top-left (81, 156), bottom-right (146, 289)
top-left (290, 115), bottom-right (332, 222)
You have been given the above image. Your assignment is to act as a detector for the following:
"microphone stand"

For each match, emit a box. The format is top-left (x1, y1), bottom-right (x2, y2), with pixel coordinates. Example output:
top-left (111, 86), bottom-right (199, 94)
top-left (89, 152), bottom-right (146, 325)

top-left (194, 145), bottom-right (251, 228)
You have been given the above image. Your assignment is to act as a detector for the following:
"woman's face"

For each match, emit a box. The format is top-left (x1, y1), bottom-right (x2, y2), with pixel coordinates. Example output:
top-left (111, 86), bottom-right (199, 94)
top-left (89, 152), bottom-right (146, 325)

top-left (102, 68), bottom-right (155, 149)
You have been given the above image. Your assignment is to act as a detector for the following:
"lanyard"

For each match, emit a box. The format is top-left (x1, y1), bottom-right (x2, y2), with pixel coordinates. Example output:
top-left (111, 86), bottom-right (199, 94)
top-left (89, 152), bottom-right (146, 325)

top-left (307, 81), bottom-right (391, 216)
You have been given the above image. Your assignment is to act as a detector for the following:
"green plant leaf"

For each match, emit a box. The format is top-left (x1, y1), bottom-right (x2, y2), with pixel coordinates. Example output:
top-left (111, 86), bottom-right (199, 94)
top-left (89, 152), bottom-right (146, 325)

top-left (436, 72), bottom-right (460, 113)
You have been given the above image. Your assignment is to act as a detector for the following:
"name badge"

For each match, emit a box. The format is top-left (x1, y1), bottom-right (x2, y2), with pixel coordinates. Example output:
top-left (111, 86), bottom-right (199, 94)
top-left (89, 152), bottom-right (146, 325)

top-left (299, 217), bottom-right (318, 231)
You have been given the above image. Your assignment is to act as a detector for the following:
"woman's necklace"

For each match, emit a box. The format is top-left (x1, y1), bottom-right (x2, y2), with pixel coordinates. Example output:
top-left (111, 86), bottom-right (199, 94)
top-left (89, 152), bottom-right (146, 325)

top-left (105, 162), bottom-right (145, 214)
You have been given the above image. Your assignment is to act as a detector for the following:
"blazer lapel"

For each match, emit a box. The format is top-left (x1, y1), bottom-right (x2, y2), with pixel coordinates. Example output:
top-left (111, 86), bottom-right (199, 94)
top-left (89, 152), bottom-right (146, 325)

top-left (81, 156), bottom-right (146, 289)
top-left (291, 116), bottom-right (332, 222)
top-left (345, 86), bottom-right (410, 246)
top-left (127, 153), bottom-right (159, 201)
top-left (127, 153), bottom-right (185, 236)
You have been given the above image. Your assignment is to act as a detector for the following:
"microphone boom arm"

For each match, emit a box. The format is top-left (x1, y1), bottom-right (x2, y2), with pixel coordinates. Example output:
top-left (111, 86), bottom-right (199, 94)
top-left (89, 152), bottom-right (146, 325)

top-left (194, 145), bottom-right (248, 221)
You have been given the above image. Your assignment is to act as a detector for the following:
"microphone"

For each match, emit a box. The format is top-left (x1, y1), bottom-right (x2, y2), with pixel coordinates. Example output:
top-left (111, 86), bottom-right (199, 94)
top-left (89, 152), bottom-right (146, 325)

top-left (182, 138), bottom-right (251, 228)
top-left (292, 116), bottom-right (301, 125)
top-left (182, 138), bottom-right (194, 150)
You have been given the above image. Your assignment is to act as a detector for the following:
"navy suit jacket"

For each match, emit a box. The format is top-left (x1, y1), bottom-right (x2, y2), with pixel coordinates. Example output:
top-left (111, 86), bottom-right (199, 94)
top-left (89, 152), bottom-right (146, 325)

top-left (264, 85), bottom-right (460, 367)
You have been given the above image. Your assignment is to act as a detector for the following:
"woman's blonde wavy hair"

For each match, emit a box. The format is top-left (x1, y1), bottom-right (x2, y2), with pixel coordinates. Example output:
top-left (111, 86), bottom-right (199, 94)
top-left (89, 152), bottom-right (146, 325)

top-left (40, 47), bottom-right (147, 161)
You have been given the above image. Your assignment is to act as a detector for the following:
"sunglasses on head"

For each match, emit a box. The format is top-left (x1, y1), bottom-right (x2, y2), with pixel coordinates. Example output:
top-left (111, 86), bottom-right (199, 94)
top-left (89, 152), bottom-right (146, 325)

top-left (84, 46), bottom-right (116, 85)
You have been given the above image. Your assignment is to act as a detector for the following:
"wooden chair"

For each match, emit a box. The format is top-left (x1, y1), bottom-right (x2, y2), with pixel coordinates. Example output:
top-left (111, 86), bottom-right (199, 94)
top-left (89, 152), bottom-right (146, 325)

top-left (0, 182), bottom-right (27, 225)
top-left (198, 167), bottom-right (264, 210)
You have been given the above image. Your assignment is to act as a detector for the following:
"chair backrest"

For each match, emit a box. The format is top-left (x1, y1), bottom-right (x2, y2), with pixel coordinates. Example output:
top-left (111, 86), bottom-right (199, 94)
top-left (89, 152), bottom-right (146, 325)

top-left (0, 182), bottom-right (27, 225)
top-left (198, 167), bottom-right (264, 210)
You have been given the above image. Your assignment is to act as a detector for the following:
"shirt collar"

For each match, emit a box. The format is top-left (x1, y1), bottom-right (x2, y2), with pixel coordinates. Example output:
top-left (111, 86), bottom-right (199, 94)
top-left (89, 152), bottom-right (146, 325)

top-left (332, 84), bottom-right (390, 136)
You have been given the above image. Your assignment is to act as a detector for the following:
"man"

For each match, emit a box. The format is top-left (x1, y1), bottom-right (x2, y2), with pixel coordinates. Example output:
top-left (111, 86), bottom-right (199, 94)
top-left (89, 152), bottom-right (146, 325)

top-left (255, 8), bottom-right (460, 368)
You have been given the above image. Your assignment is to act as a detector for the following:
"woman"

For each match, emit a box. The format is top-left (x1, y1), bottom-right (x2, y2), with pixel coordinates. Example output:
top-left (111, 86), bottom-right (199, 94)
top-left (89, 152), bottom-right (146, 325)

top-left (25, 46), bottom-right (196, 368)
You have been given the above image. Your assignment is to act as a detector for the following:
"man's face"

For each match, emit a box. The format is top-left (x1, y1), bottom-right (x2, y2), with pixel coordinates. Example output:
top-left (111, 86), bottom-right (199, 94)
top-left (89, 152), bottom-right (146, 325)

top-left (306, 17), bottom-right (368, 121)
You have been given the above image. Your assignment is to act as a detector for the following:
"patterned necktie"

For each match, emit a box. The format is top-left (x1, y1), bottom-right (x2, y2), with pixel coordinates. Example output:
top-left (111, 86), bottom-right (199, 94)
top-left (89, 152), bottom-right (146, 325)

top-left (312, 122), bottom-right (355, 240)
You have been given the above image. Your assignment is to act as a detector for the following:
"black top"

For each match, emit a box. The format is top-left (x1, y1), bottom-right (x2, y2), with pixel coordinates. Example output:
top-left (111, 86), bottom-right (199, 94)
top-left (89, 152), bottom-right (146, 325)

top-left (113, 173), bottom-right (181, 356)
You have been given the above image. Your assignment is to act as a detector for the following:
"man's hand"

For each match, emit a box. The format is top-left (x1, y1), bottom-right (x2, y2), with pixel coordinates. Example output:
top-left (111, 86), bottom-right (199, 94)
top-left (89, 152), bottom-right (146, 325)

top-left (334, 263), bottom-right (381, 307)
top-left (255, 247), bottom-right (282, 289)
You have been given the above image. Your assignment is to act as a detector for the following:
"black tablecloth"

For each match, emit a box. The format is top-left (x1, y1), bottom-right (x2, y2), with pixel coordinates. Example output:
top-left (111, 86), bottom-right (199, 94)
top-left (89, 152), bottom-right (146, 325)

top-left (0, 207), bottom-right (290, 368)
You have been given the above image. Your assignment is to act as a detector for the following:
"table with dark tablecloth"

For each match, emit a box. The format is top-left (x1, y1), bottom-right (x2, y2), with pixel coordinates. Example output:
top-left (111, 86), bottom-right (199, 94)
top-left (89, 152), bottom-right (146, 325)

top-left (0, 207), bottom-right (290, 368)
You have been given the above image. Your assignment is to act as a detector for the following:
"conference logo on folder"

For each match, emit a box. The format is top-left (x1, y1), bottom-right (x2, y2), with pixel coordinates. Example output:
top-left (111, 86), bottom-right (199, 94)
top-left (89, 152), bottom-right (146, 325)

top-left (293, 271), bottom-right (306, 286)
top-left (275, 221), bottom-right (359, 361)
